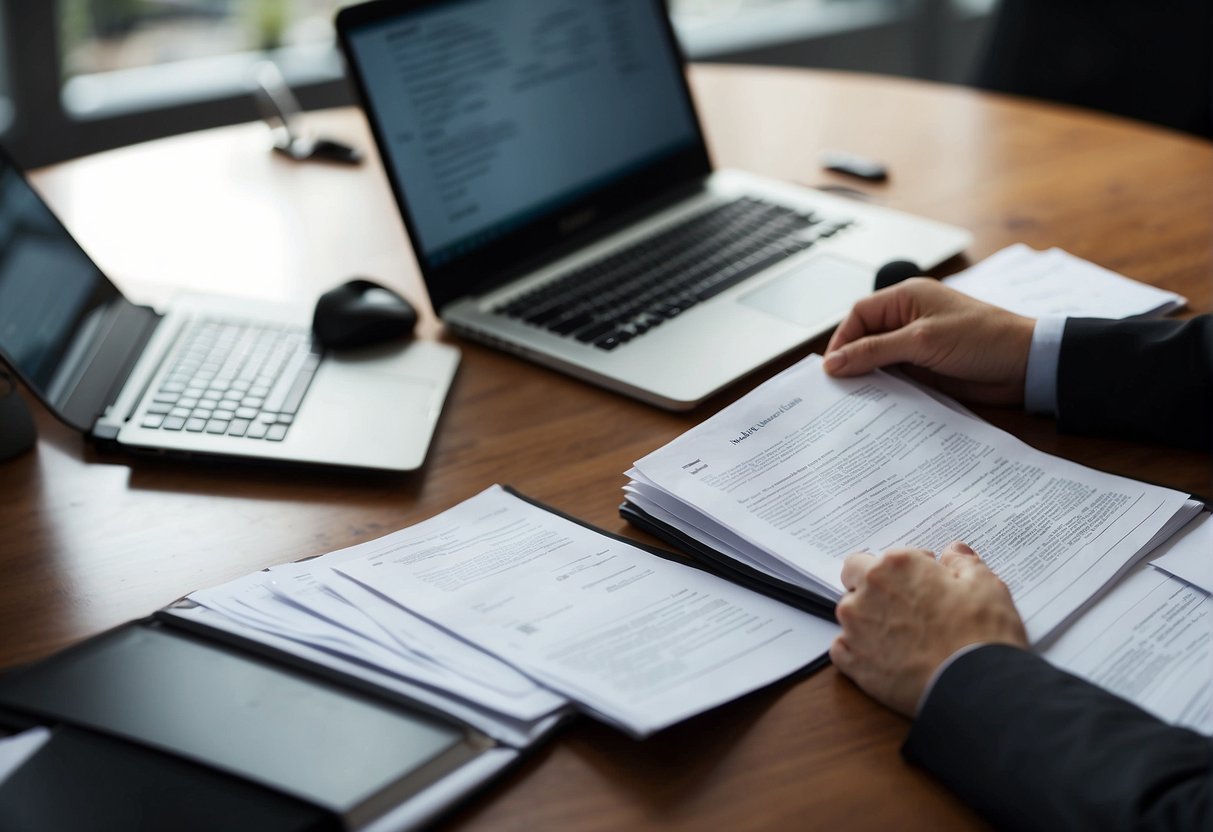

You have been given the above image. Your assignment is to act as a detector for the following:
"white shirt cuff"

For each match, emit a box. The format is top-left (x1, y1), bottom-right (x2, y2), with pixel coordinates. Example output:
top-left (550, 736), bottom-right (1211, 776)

top-left (1023, 315), bottom-right (1066, 415)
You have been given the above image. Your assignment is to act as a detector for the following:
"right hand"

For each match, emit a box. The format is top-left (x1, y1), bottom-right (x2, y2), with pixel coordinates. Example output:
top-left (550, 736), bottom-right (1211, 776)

top-left (823, 278), bottom-right (1035, 406)
top-left (830, 540), bottom-right (1029, 717)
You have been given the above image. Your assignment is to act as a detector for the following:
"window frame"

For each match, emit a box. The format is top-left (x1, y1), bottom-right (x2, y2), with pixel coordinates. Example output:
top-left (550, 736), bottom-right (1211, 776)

top-left (1, 2), bottom-right (351, 169)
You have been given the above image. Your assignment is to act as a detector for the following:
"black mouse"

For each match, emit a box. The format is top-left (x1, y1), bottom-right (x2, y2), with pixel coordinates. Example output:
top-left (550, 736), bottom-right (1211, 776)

top-left (312, 279), bottom-right (418, 350)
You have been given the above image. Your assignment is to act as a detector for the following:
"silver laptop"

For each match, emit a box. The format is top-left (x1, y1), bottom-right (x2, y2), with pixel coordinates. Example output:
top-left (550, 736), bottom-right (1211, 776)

top-left (338, 0), bottom-right (971, 410)
top-left (0, 146), bottom-right (459, 472)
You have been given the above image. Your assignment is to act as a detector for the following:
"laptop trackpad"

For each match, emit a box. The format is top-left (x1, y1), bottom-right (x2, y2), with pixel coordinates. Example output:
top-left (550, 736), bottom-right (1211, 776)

top-left (739, 254), bottom-right (872, 329)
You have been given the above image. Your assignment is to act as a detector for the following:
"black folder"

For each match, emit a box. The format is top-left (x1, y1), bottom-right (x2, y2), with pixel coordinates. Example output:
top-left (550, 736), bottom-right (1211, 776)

top-left (0, 615), bottom-right (549, 832)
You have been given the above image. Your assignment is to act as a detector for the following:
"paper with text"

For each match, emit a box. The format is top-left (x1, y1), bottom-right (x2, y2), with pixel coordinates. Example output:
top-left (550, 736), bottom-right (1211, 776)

top-left (1150, 512), bottom-right (1213, 595)
top-left (1044, 558), bottom-right (1211, 735)
top-left (943, 244), bottom-right (1185, 319)
top-left (333, 486), bottom-right (836, 737)
top-left (630, 355), bottom-right (1191, 643)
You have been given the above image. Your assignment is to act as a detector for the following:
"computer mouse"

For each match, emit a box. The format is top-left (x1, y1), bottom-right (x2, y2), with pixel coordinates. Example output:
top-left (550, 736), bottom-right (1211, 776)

top-left (312, 278), bottom-right (418, 350)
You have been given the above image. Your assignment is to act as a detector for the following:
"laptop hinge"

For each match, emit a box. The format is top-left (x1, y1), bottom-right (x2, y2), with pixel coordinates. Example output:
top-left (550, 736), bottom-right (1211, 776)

top-left (459, 177), bottom-right (713, 302)
top-left (50, 300), bottom-right (162, 434)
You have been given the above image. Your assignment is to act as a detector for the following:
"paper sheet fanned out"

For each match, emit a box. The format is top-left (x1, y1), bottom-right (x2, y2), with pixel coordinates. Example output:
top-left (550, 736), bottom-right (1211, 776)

top-left (1044, 514), bottom-right (1212, 734)
top-left (943, 244), bottom-right (1186, 319)
top-left (178, 486), bottom-right (836, 739)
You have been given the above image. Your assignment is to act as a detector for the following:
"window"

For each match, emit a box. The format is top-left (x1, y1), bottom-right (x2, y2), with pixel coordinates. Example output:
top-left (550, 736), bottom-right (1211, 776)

top-left (0, 2), bottom-right (353, 167)
top-left (0, 0), bottom-right (997, 168)
top-left (58, 1), bottom-right (346, 116)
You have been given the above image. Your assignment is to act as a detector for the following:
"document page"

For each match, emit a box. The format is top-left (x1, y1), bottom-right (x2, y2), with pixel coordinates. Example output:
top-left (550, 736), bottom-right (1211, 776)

top-left (943, 244), bottom-right (1185, 319)
top-left (334, 486), bottom-right (837, 737)
top-left (1044, 559), bottom-right (1211, 734)
top-left (630, 356), bottom-right (1191, 642)
top-left (1150, 512), bottom-right (1213, 595)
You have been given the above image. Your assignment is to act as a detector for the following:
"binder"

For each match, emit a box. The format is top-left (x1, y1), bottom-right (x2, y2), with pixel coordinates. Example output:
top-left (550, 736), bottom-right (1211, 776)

top-left (0, 488), bottom-right (837, 831)
top-left (0, 614), bottom-right (558, 832)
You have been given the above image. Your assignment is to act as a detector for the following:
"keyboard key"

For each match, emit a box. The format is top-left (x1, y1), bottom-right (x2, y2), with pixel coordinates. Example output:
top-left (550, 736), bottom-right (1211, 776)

top-left (162, 416), bottom-right (187, 431)
top-left (185, 418), bottom-right (207, 432)
top-left (169, 407), bottom-right (191, 418)
top-left (497, 197), bottom-right (844, 353)
top-left (573, 320), bottom-right (617, 344)
top-left (234, 406), bottom-right (258, 420)
top-left (145, 401), bottom-right (173, 415)
top-left (266, 423), bottom-right (289, 442)
top-left (205, 419), bottom-right (230, 434)
top-left (141, 413), bottom-right (165, 429)
top-left (247, 421), bottom-right (270, 439)
top-left (228, 419), bottom-right (251, 437)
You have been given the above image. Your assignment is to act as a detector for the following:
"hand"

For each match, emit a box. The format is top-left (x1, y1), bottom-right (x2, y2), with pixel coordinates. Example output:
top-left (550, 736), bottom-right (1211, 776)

top-left (823, 278), bottom-right (1036, 406)
top-left (829, 541), bottom-right (1028, 717)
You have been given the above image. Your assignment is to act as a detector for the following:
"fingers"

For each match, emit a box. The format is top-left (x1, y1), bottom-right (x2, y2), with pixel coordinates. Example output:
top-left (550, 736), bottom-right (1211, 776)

top-left (840, 551), bottom-right (877, 591)
top-left (824, 328), bottom-right (920, 377)
top-left (825, 285), bottom-right (910, 354)
top-left (828, 635), bottom-right (854, 675)
top-left (939, 541), bottom-right (986, 575)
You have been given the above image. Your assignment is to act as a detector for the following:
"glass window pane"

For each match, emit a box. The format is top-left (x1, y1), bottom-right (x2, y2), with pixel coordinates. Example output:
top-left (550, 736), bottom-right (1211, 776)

top-left (59, 1), bottom-right (345, 80)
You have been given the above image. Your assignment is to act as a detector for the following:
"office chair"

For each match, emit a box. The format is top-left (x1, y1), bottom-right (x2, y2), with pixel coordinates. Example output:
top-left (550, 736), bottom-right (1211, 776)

top-left (973, 0), bottom-right (1212, 139)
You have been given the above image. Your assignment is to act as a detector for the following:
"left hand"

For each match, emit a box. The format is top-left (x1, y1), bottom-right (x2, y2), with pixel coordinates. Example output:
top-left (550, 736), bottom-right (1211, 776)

top-left (829, 541), bottom-right (1028, 717)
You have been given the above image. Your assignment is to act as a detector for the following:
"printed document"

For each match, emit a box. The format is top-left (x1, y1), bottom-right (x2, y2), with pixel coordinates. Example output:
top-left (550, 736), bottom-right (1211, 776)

top-left (182, 486), bottom-right (835, 738)
top-left (333, 486), bottom-right (836, 737)
top-left (628, 355), bottom-right (1192, 643)
top-left (1044, 558), bottom-right (1211, 734)
top-left (943, 244), bottom-right (1185, 319)
top-left (1150, 512), bottom-right (1213, 594)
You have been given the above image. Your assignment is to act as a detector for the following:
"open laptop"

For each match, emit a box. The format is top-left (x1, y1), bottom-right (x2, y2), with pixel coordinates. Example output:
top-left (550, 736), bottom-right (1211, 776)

top-left (337, 0), bottom-right (971, 410)
top-left (0, 146), bottom-right (459, 472)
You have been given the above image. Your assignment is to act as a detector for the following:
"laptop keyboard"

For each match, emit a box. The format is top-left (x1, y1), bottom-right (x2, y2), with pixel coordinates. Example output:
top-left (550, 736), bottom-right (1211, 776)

top-left (139, 320), bottom-right (321, 441)
top-left (493, 197), bottom-right (852, 351)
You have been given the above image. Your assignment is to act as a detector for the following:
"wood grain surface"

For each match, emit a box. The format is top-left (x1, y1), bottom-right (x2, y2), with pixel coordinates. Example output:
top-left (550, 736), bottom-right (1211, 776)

top-left (3, 66), bottom-right (1210, 831)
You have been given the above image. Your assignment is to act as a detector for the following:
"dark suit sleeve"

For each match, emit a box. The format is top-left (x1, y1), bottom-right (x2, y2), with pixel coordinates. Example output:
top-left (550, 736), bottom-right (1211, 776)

top-left (902, 644), bottom-right (1212, 832)
top-left (1056, 315), bottom-right (1213, 450)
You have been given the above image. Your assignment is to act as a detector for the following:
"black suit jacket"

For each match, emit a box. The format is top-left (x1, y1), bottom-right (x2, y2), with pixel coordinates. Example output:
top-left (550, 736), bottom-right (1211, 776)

top-left (901, 317), bottom-right (1213, 828)
top-left (903, 646), bottom-right (1212, 831)
top-left (1056, 315), bottom-right (1213, 452)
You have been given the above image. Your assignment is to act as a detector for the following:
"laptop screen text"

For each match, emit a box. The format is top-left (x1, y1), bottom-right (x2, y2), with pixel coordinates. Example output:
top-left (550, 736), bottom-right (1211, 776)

top-left (345, 0), bottom-right (701, 273)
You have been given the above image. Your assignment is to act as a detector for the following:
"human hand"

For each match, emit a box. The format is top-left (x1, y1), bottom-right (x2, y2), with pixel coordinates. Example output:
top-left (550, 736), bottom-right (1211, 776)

top-left (823, 278), bottom-right (1035, 406)
top-left (829, 541), bottom-right (1028, 717)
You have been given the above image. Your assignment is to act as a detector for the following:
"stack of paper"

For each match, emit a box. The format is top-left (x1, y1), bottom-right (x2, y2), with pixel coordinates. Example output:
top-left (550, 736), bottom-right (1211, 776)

top-left (623, 354), bottom-right (1210, 731)
top-left (1043, 513), bottom-right (1212, 733)
top-left (943, 244), bottom-right (1186, 318)
top-left (625, 355), bottom-right (1198, 644)
top-left (171, 486), bottom-right (837, 739)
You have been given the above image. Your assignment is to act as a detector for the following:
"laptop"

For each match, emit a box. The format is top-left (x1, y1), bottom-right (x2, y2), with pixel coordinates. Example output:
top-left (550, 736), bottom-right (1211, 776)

top-left (0, 146), bottom-right (459, 472)
top-left (337, 0), bottom-right (972, 410)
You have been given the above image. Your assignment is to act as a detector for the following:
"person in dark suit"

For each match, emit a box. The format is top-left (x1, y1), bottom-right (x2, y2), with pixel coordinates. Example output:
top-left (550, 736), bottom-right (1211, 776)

top-left (821, 278), bottom-right (1212, 830)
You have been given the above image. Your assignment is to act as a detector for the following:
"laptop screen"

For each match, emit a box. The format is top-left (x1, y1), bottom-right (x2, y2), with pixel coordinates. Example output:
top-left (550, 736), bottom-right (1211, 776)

top-left (0, 150), bottom-right (126, 396)
top-left (340, 0), bottom-right (710, 308)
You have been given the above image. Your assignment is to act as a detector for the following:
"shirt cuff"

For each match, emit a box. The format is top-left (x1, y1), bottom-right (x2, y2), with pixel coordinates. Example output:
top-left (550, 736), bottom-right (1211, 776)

top-left (1023, 315), bottom-right (1066, 415)
top-left (915, 642), bottom-right (991, 715)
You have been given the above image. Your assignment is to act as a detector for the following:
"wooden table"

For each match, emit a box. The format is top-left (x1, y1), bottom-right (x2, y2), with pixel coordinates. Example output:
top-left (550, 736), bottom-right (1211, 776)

top-left (4, 66), bottom-right (1210, 830)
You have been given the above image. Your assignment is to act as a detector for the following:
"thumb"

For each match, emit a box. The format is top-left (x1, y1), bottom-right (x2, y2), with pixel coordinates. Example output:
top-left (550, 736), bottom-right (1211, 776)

top-left (824, 328), bottom-right (918, 376)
